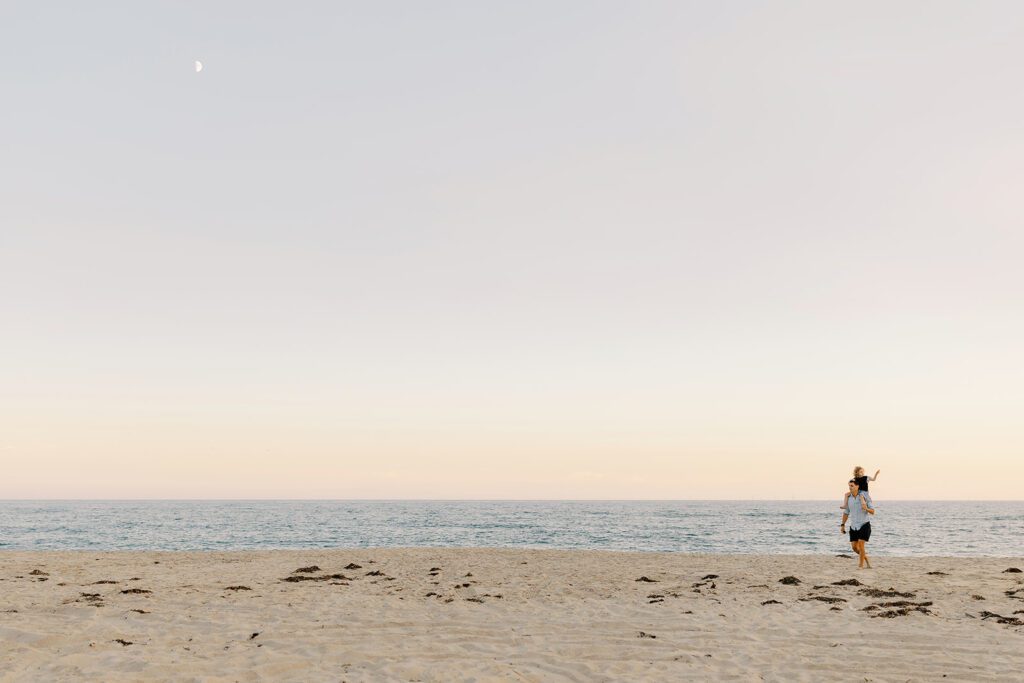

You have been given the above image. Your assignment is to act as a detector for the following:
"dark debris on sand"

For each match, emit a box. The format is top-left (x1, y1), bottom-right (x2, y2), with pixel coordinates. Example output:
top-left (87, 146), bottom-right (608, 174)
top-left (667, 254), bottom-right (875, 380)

top-left (761, 600), bottom-right (782, 606)
top-left (873, 606), bottom-right (931, 618)
top-left (283, 572), bottom-right (350, 583)
top-left (78, 593), bottom-right (104, 606)
top-left (344, 563), bottom-right (362, 570)
top-left (120, 588), bottom-right (152, 595)
top-left (859, 587), bottom-right (914, 599)
top-left (979, 611), bottom-right (1024, 626)
top-left (876, 600), bottom-right (932, 609)
top-left (926, 571), bottom-right (948, 576)
top-left (801, 596), bottom-right (847, 604)
top-left (293, 566), bottom-right (320, 574)
top-left (832, 579), bottom-right (862, 586)
top-left (778, 576), bottom-right (801, 585)
top-left (225, 586), bottom-right (252, 591)
top-left (637, 631), bottom-right (656, 639)
top-left (281, 575), bottom-right (328, 583)
top-left (1003, 567), bottom-right (1022, 573)
top-left (113, 639), bottom-right (133, 646)
top-left (635, 576), bottom-right (658, 583)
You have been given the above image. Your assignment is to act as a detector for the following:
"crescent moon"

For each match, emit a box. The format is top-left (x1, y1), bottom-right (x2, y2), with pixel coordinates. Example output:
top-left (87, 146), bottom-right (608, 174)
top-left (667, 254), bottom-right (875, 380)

top-left (194, 61), bottom-right (203, 73)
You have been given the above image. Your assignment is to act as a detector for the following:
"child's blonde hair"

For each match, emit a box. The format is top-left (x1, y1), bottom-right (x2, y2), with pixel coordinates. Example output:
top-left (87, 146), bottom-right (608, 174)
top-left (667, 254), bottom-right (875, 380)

top-left (853, 466), bottom-right (865, 477)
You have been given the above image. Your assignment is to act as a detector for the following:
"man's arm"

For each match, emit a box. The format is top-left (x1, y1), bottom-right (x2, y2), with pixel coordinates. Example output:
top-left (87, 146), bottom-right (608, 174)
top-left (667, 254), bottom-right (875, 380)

top-left (840, 512), bottom-right (849, 532)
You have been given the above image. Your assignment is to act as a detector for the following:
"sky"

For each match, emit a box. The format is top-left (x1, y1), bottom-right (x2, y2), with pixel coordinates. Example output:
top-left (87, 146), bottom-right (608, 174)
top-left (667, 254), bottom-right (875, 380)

top-left (2, 1), bottom-right (1022, 499)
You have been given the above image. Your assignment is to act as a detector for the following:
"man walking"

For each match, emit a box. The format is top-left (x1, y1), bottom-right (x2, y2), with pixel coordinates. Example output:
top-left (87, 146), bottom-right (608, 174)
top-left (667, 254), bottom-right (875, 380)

top-left (840, 479), bottom-right (875, 569)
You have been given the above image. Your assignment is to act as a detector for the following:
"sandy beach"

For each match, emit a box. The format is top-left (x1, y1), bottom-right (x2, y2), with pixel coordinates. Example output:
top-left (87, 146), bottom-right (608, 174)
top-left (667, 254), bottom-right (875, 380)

top-left (1, 549), bottom-right (1022, 682)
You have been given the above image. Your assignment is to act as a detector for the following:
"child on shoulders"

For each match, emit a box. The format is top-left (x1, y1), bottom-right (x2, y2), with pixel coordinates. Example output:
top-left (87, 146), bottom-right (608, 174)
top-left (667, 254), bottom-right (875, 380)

top-left (842, 466), bottom-right (880, 508)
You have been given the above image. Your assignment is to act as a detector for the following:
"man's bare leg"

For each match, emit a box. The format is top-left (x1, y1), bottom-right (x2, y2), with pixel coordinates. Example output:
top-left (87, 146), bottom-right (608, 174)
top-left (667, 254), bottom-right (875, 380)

top-left (861, 542), bottom-right (871, 569)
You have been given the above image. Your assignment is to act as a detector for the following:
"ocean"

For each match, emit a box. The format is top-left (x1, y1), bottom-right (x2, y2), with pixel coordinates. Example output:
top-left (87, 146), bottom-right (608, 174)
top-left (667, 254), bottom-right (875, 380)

top-left (1, 500), bottom-right (1021, 556)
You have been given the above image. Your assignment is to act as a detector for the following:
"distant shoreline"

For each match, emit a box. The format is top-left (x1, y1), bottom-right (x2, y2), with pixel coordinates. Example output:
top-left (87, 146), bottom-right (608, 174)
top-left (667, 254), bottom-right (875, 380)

top-left (3, 498), bottom-right (1023, 502)
top-left (4, 549), bottom-right (1024, 559)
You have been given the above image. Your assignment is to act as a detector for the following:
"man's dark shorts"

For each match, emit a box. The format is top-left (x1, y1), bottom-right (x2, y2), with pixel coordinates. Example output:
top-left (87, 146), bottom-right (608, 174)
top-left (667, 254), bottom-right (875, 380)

top-left (849, 522), bottom-right (872, 543)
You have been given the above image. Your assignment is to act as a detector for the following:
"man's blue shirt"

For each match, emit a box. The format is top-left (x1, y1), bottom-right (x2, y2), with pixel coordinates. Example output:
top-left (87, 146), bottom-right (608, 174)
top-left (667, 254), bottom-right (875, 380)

top-left (843, 492), bottom-right (874, 530)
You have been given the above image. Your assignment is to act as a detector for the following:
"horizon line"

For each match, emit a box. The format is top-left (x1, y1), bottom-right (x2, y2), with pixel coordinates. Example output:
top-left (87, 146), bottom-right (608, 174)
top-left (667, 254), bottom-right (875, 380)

top-left (2, 498), bottom-right (1022, 503)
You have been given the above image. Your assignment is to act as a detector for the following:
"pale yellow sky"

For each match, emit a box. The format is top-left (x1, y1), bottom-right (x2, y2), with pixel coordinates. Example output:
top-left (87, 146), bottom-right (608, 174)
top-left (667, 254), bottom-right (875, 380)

top-left (4, 360), bottom-right (1023, 498)
top-left (3, 2), bottom-right (1023, 499)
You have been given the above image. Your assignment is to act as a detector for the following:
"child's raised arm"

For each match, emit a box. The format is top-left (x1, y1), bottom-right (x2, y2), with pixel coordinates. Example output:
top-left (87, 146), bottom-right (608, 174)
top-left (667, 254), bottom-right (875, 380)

top-left (869, 469), bottom-right (880, 482)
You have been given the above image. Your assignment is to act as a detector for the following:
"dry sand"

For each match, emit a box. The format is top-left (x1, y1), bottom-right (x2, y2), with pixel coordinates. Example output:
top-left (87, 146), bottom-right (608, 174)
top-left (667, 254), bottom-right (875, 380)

top-left (1, 549), bottom-right (1022, 682)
